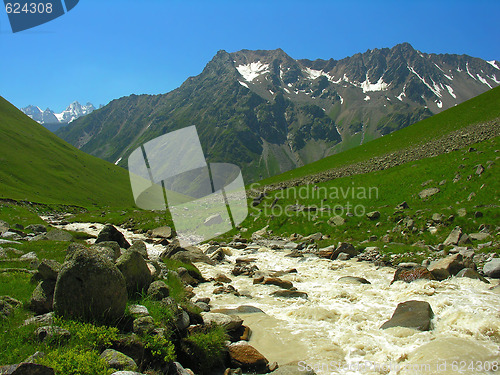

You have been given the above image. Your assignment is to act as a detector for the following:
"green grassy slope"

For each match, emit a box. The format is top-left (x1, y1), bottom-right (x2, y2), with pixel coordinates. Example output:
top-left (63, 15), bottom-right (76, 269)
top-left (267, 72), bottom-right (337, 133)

top-left (0, 96), bottom-right (134, 207)
top-left (258, 86), bottom-right (500, 186)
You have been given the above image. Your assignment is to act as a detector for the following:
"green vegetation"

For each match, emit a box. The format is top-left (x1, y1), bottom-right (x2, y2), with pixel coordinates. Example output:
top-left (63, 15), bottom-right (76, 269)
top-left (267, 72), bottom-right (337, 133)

top-left (0, 96), bottom-right (134, 207)
top-left (258, 86), bottom-right (500, 186)
top-left (185, 325), bottom-right (228, 370)
top-left (38, 348), bottom-right (114, 375)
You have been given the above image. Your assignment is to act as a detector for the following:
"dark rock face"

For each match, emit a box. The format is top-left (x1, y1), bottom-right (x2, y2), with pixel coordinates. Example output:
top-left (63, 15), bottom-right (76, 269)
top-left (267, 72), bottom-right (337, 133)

top-left (381, 300), bottom-right (434, 331)
top-left (95, 225), bottom-right (130, 249)
top-left (53, 248), bottom-right (127, 323)
top-left (30, 280), bottom-right (56, 315)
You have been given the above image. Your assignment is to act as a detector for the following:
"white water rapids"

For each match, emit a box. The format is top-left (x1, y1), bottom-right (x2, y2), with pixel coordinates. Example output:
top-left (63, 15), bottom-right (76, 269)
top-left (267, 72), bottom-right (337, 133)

top-left (52, 221), bottom-right (500, 375)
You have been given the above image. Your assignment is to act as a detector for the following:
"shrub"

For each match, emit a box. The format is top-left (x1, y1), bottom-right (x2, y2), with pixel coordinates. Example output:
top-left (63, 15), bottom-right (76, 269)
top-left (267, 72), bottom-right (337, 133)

top-left (185, 325), bottom-right (228, 371)
top-left (143, 333), bottom-right (176, 363)
top-left (54, 317), bottom-right (119, 350)
top-left (38, 347), bottom-right (114, 375)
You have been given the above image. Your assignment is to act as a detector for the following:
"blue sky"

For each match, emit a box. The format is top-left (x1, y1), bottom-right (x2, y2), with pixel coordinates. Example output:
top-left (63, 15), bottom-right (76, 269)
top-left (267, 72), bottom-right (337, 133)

top-left (1, 0), bottom-right (499, 112)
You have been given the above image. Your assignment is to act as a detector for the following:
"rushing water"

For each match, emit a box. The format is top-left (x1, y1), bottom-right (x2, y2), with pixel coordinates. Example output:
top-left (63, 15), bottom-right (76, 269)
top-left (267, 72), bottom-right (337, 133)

top-left (51, 220), bottom-right (500, 375)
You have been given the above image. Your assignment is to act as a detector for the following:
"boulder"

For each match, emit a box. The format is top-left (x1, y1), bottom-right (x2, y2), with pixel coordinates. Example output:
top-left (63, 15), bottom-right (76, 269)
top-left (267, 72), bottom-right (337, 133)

top-left (391, 266), bottom-right (436, 284)
top-left (380, 300), bottom-right (434, 331)
top-left (45, 229), bottom-right (73, 242)
top-left (101, 349), bottom-right (138, 372)
top-left (483, 258), bottom-right (500, 278)
top-left (338, 276), bottom-right (371, 284)
top-left (25, 224), bottom-right (47, 234)
top-left (170, 246), bottom-right (214, 265)
top-left (0, 220), bottom-right (9, 235)
top-left (116, 250), bottom-right (152, 297)
top-left (151, 226), bottom-right (172, 239)
top-left (428, 254), bottom-right (465, 280)
top-left (327, 216), bottom-right (345, 226)
top-left (35, 326), bottom-right (71, 342)
top-left (469, 232), bottom-right (490, 241)
top-left (133, 316), bottom-right (156, 336)
top-left (270, 363), bottom-right (316, 375)
top-left (418, 188), bottom-right (440, 199)
top-left (263, 277), bottom-right (293, 289)
top-left (271, 290), bottom-right (308, 299)
top-left (37, 260), bottom-right (62, 281)
top-left (128, 241), bottom-right (148, 259)
top-left (96, 225), bottom-right (130, 249)
top-left (53, 248), bottom-right (127, 323)
top-left (366, 211), bottom-right (380, 220)
top-left (443, 226), bottom-right (463, 246)
top-left (456, 268), bottom-right (490, 283)
top-left (214, 273), bottom-right (232, 283)
top-left (30, 280), bottom-right (56, 315)
top-left (228, 341), bottom-right (269, 373)
top-left (91, 241), bottom-right (122, 262)
top-left (0, 299), bottom-right (13, 319)
top-left (127, 305), bottom-right (150, 318)
top-left (147, 280), bottom-right (170, 301)
top-left (0, 363), bottom-right (55, 375)
top-left (200, 312), bottom-right (243, 331)
top-left (211, 305), bottom-right (265, 315)
top-left (319, 242), bottom-right (357, 260)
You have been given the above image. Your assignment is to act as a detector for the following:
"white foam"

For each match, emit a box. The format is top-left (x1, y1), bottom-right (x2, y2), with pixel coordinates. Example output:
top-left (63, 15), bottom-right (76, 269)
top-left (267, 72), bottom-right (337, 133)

top-left (236, 61), bottom-right (270, 82)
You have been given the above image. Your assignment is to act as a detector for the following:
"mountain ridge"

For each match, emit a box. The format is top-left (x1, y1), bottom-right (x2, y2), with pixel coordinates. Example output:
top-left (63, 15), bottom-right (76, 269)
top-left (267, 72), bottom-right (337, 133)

top-left (55, 43), bottom-right (499, 182)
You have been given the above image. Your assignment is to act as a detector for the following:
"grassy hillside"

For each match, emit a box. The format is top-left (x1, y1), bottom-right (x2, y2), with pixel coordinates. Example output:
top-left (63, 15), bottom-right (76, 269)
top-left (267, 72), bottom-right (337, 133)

top-left (258, 86), bottom-right (500, 186)
top-left (0, 96), bottom-right (134, 207)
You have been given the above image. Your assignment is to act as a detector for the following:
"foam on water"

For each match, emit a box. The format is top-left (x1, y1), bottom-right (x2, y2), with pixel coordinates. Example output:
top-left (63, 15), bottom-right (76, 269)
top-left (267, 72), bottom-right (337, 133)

top-left (50, 221), bottom-right (500, 374)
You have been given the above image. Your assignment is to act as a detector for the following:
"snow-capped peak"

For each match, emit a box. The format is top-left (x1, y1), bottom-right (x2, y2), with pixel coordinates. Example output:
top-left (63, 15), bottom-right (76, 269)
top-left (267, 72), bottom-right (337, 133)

top-left (236, 61), bottom-right (270, 81)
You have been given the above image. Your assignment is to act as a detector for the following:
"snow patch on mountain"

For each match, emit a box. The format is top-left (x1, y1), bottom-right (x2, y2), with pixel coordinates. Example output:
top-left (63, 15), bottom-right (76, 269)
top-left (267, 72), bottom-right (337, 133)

top-left (236, 62), bottom-right (270, 82)
top-left (445, 85), bottom-right (456, 98)
top-left (487, 60), bottom-right (500, 70)
top-left (359, 76), bottom-right (389, 93)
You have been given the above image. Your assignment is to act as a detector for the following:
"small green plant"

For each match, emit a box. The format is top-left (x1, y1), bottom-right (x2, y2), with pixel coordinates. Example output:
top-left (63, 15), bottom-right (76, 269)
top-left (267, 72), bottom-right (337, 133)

top-left (143, 333), bottom-right (176, 363)
top-left (54, 317), bottom-right (119, 350)
top-left (38, 347), bottom-right (114, 375)
top-left (185, 325), bottom-right (228, 370)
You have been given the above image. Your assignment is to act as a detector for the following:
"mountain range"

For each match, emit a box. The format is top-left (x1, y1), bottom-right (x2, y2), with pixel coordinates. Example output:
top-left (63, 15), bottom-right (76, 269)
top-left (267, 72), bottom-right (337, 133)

top-left (20, 101), bottom-right (97, 132)
top-left (55, 43), bottom-right (500, 181)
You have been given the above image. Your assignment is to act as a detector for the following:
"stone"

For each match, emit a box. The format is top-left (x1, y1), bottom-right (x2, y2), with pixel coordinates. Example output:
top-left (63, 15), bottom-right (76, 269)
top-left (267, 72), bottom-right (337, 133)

top-left (128, 241), bottom-right (148, 259)
top-left (457, 208), bottom-right (467, 217)
top-left (338, 276), bottom-right (371, 284)
top-left (211, 305), bottom-right (265, 315)
top-left (151, 226), bottom-right (172, 239)
top-left (0, 299), bottom-right (13, 319)
top-left (456, 268), bottom-right (489, 283)
top-left (228, 341), bottom-right (269, 373)
top-left (431, 213), bottom-right (443, 223)
top-left (171, 246), bottom-right (214, 265)
top-left (100, 349), bottom-right (138, 372)
top-left (20, 252), bottom-right (38, 261)
top-left (95, 225), bottom-right (130, 249)
top-left (327, 216), bottom-right (345, 226)
top-left (391, 266), bottom-right (436, 284)
top-left (366, 211), bottom-right (380, 220)
top-left (177, 267), bottom-right (204, 286)
top-left (200, 312), bottom-right (243, 331)
top-left (380, 300), bottom-right (434, 331)
top-left (0, 220), bottom-right (9, 235)
top-left (271, 290), bottom-right (308, 299)
top-left (133, 316), bottom-right (156, 336)
top-left (53, 248), bottom-right (127, 323)
top-left (35, 326), bottom-right (71, 342)
top-left (25, 224), bottom-right (47, 234)
top-left (214, 273), bottom-right (232, 283)
top-left (0, 363), bottom-right (55, 374)
top-left (45, 229), bottom-right (73, 242)
top-left (127, 305), bottom-right (150, 318)
top-left (395, 201), bottom-right (409, 210)
top-left (30, 280), bottom-right (56, 315)
top-left (469, 232), bottom-right (490, 241)
top-left (418, 187), bottom-right (440, 199)
top-left (443, 226), bottom-right (463, 246)
top-left (37, 260), bottom-right (62, 281)
top-left (116, 249), bottom-right (152, 297)
top-left (475, 164), bottom-right (484, 175)
top-left (428, 254), bottom-right (465, 280)
top-left (23, 312), bottom-right (54, 327)
top-left (147, 280), bottom-right (169, 301)
top-left (262, 277), bottom-right (293, 289)
top-left (483, 258), bottom-right (500, 278)
top-left (270, 363), bottom-right (316, 375)
top-left (204, 214), bottom-right (223, 226)
top-left (91, 241), bottom-right (122, 262)
top-left (336, 252), bottom-right (350, 261)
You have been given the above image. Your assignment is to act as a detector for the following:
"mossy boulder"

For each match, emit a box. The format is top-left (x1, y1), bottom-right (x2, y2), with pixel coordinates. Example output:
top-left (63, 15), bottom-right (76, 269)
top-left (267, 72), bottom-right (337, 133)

top-left (116, 250), bottom-right (152, 298)
top-left (53, 248), bottom-right (127, 323)
top-left (30, 280), bottom-right (56, 315)
top-left (96, 225), bottom-right (130, 249)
